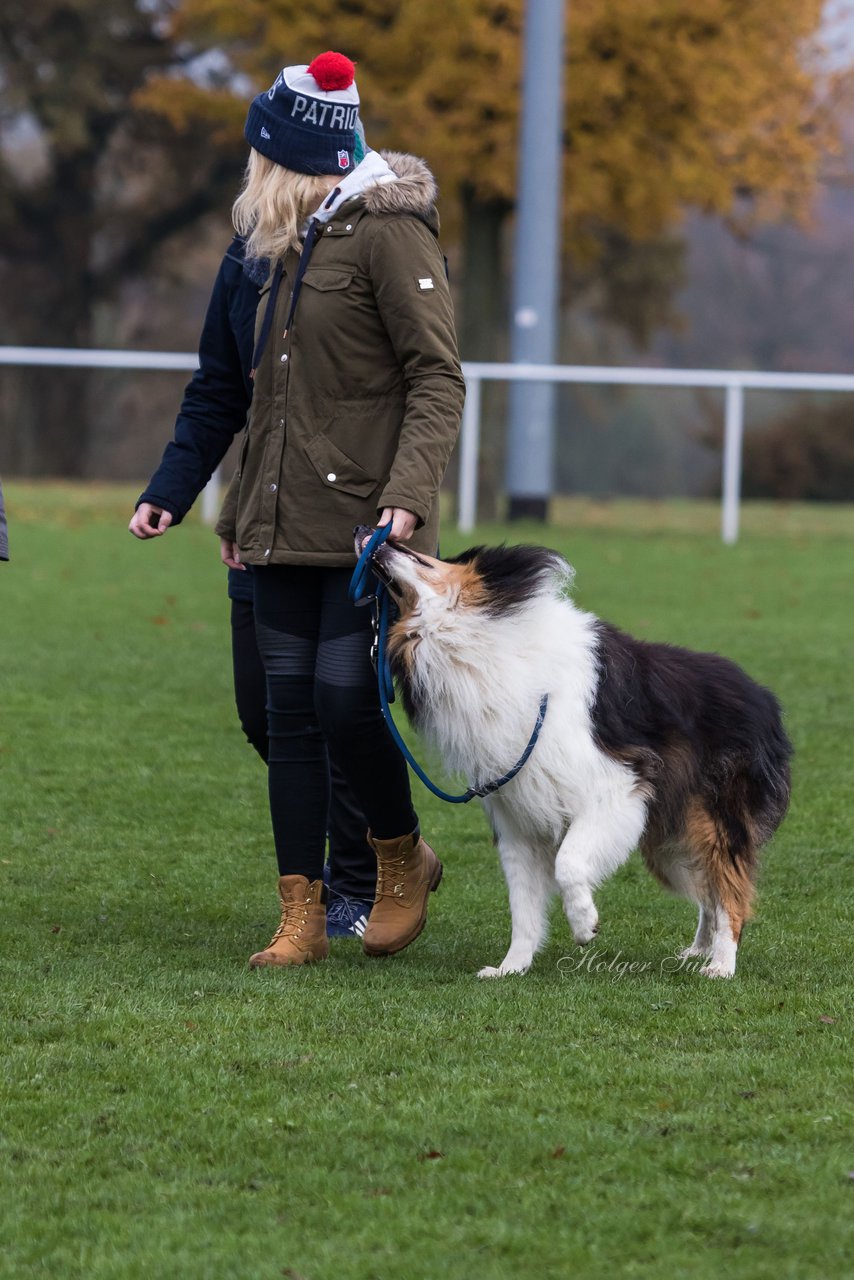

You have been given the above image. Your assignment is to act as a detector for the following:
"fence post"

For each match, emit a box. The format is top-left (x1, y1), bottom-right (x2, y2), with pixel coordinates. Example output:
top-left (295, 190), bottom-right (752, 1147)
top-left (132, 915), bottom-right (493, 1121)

top-left (721, 382), bottom-right (745, 545)
top-left (458, 375), bottom-right (482, 533)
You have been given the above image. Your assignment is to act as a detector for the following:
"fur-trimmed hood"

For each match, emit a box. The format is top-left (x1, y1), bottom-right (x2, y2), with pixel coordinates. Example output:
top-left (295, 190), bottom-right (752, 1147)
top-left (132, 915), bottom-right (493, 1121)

top-left (364, 151), bottom-right (438, 216)
top-left (312, 150), bottom-right (439, 229)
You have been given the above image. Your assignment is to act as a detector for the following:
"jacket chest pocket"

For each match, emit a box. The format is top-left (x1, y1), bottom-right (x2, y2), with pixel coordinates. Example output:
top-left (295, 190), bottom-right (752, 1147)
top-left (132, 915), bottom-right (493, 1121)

top-left (300, 265), bottom-right (357, 326)
top-left (305, 434), bottom-right (378, 498)
top-left (301, 266), bottom-right (356, 293)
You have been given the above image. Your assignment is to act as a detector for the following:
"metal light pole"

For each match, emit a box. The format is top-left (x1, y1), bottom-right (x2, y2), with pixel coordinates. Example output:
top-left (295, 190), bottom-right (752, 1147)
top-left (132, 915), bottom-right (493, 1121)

top-left (505, 0), bottom-right (567, 522)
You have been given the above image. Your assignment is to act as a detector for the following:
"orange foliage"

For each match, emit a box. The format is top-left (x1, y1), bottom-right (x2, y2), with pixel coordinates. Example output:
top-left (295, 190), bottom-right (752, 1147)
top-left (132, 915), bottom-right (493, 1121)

top-left (139, 0), bottom-right (835, 249)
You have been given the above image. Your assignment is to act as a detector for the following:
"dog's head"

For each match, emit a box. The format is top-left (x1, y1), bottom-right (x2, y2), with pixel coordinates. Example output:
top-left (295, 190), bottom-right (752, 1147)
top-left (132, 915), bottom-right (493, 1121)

top-left (353, 526), bottom-right (571, 623)
top-left (354, 527), bottom-right (571, 724)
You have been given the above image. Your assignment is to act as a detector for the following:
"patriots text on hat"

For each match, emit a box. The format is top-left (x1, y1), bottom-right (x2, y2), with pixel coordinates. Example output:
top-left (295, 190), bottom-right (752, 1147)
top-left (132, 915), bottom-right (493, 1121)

top-left (289, 97), bottom-right (359, 131)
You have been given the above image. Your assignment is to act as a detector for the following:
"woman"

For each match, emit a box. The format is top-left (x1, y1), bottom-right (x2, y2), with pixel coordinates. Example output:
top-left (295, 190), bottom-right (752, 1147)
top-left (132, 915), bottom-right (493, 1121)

top-left (129, 222), bottom-right (379, 937)
top-left (216, 52), bottom-right (465, 968)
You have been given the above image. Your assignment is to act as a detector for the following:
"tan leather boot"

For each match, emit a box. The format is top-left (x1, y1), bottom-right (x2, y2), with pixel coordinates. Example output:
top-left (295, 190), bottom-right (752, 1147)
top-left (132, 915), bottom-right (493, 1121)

top-left (362, 831), bottom-right (443, 957)
top-left (249, 875), bottom-right (328, 968)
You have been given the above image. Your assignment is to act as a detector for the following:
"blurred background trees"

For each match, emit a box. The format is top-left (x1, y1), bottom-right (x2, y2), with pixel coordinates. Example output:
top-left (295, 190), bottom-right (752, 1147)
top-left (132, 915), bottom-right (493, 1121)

top-left (0, 0), bottom-right (244, 473)
top-left (142, 0), bottom-right (833, 357)
top-left (1, 0), bottom-right (852, 500)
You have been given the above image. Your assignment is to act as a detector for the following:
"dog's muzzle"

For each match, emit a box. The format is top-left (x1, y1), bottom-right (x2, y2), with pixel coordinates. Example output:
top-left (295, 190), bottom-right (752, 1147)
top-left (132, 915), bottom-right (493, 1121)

top-left (353, 524), bottom-right (375, 554)
top-left (353, 525), bottom-right (397, 595)
top-left (353, 525), bottom-right (429, 598)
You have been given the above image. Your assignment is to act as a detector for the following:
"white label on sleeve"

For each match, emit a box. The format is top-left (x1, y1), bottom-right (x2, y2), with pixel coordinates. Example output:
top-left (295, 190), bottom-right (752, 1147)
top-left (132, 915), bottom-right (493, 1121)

top-left (417, 277), bottom-right (435, 291)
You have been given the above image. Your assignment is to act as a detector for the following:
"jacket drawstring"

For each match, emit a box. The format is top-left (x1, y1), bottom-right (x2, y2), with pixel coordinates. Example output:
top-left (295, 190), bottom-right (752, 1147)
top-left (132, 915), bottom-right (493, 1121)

top-left (249, 217), bottom-right (322, 379)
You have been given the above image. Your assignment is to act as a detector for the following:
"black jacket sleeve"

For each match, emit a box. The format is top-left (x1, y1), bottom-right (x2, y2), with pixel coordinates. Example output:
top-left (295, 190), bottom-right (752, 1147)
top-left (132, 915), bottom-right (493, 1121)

top-left (136, 236), bottom-right (260, 525)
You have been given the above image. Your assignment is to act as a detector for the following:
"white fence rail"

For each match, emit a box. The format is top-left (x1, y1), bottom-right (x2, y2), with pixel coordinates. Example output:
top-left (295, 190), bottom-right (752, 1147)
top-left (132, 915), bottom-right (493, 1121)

top-left (3, 346), bottom-right (854, 543)
top-left (458, 362), bottom-right (854, 544)
top-left (0, 346), bottom-right (198, 371)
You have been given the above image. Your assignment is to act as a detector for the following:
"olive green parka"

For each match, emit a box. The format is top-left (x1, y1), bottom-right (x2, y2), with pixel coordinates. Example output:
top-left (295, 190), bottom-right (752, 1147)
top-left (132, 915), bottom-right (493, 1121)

top-left (215, 151), bottom-right (465, 566)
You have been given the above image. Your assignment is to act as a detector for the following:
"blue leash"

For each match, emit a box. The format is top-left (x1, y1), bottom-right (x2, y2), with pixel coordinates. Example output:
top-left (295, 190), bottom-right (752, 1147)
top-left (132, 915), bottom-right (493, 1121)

top-left (349, 525), bottom-right (549, 804)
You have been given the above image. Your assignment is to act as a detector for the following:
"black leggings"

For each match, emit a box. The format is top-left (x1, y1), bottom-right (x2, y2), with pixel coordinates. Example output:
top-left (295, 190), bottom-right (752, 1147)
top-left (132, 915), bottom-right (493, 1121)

top-left (230, 594), bottom-right (378, 900)
top-left (252, 565), bottom-right (418, 884)
top-left (230, 597), bottom-right (270, 761)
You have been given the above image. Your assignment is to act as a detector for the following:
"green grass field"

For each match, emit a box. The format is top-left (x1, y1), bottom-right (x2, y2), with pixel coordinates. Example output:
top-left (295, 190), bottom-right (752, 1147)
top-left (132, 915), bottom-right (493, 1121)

top-left (2, 483), bottom-right (852, 1280)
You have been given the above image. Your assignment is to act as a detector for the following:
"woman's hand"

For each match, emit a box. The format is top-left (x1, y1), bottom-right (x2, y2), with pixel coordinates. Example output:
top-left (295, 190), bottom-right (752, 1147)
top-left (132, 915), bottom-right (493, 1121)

top-left (220, 538), bottom-right (245, 570)
top-left (378, 507), bottom-right (418, 542)
top-left (129, 503), bottom-right (173, 539)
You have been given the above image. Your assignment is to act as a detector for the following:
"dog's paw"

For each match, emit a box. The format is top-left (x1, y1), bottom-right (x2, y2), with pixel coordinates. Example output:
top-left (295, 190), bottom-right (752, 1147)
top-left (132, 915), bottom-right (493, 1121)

top-left (567, 905), bottom-right (599, 946)
top-left (573, 922), bottom-right (599, 946)
top-left (678, 945), bottom-right (710, 960)
top-left (571, 916), bottom-right (599, 947)
top-left (699, 960), bottom-right (735, 979)
top-left (477, 962), bottom-right (529, 979)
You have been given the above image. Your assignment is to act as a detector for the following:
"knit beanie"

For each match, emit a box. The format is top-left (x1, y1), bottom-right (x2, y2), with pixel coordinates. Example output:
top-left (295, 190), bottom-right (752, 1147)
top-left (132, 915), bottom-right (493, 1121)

top-left (244, 52), bottom-right (360, 176)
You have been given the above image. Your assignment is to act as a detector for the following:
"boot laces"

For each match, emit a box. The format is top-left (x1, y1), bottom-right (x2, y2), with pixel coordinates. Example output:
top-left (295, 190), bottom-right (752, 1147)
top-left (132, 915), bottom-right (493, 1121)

top-left (270, 894), bottom-right (312, 942)
top-left (375, 855), bottom-right (407, 900)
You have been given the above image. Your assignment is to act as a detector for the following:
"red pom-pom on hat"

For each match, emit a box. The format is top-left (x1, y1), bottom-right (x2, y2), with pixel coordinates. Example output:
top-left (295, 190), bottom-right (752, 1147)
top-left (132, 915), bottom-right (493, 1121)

top-left (307, 51), bottom-right (356, 92)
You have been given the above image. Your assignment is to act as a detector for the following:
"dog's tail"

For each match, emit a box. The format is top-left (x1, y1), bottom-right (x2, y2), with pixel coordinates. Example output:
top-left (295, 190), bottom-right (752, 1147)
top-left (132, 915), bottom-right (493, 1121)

top-left (745, 686), bottom-right (793, 845)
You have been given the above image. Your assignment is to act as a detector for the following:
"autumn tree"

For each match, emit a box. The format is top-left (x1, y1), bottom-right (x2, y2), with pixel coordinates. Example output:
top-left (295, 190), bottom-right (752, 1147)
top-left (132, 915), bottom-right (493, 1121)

top-left (0, 1), bottom-right (244, 473)
top-left (141, 0), bottom-right (835, 357)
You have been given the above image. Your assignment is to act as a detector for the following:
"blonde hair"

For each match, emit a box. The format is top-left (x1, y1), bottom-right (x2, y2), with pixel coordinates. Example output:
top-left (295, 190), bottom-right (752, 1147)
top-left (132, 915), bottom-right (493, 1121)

top-left (232, 150), bottom-right (339, 261)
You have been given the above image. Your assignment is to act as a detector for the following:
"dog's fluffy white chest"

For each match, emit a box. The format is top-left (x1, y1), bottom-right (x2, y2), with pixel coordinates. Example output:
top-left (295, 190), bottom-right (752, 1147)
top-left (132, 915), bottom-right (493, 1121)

top-left (415, 596), bottom-right (631, 844)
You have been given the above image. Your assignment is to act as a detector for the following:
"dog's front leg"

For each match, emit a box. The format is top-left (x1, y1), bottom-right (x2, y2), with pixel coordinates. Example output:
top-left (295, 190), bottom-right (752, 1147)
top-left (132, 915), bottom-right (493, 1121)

top-left (554, 794), bottom-right (647, 944)
top-left (478, 840), bottom-right (552, 979)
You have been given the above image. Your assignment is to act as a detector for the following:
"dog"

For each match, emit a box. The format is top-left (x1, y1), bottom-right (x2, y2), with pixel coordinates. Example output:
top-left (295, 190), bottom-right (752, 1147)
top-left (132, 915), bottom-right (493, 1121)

top-left (355, 529), bottom-right (792, 979)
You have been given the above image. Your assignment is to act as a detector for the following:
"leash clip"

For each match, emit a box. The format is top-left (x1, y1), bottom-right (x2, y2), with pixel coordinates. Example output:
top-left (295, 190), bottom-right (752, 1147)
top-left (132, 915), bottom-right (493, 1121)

top-left (369, 601), bottom-right (380, 673)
